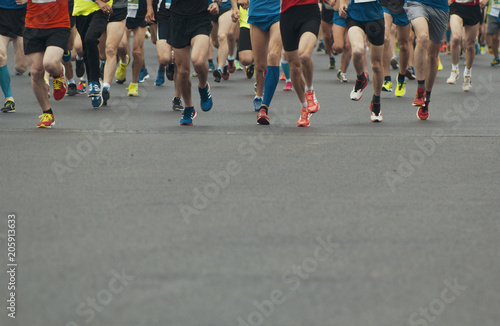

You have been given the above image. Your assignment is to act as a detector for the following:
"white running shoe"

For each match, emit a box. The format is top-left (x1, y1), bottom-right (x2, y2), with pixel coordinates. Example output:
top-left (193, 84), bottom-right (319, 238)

top-left (462, 75), bottom-right (472, 92)
top-left (447, 69), bottom-right (459, 84)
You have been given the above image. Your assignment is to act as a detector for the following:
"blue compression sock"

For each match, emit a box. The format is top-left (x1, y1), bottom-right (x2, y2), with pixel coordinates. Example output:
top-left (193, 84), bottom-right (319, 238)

top-left (281, 60), bottom-right (290, 80)
top-left (262, 66), bottom-right (279, 107)
top-left (0, 65), bottom-right (12, 98)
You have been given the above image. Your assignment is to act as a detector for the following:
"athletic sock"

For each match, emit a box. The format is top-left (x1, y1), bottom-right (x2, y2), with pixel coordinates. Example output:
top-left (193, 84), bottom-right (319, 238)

top-left (68, 78), bottom-right (76, 85)
top-left (384, 76), bottom-right (391, 82)
top-left (103, 82), bottom-right (110, 89)
top-left (305, 85), bottom-right (314, 92)
top-left (44, 108), bottom-right (53, 115)
top-left (425, 91), bottom-right (431, 101)
top-left (452, 64), bottom-right (459, 71)
top-left (417, 80), bottom-right (425, 89)
top-left (357, 73), bottom-right (366, 81)
top-left (262, 66), bottom-right (279, 107)
top-left (0, 65), bottom-right (12, 98)
top-left (281, 60), bottom-right (290, 80)
top-left (464, 68), bottom-right (471, 76)
top-left (301, 101), bottom-right (307, 108)
top-left (372, 94), bottom-right (381, 104)
top-left (397, 73), bottom-right (405, 82)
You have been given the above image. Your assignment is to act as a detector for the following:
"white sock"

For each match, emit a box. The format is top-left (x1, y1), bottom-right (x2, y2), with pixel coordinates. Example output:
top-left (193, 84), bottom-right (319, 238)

top-left (76, 55), bottom-right (83, 61)
top-left (228, 55), bottom-right (235, 61)
top-left (286, 79), bottom-right (291, 83)
top-left (305, 85), bottom-right (314, 92)
top-left (452, 64), bottom-right (459, 71)
top-left (464, 68), bottom-right (471, 77)
top-left (301, 101), bottom-right (307, 108)
top-left (103, 82), bottom-right (110, 89)
top-left (67, 78), bottom-right (75, 85)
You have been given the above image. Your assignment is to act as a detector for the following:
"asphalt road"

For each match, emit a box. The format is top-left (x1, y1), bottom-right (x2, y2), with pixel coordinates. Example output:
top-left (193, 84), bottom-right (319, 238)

top-left (0, 41), bottom-right (499, 326)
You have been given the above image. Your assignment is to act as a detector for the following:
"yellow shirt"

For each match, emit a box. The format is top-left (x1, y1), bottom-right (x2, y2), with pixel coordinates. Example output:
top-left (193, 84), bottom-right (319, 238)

top-left (239, 7), bottom-right (249, 29)
top-left (73, 0), bottom-right (114, 16)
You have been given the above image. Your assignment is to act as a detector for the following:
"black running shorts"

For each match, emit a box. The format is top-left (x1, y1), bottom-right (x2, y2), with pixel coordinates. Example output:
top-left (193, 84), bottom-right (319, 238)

top-left (280, 4), bottom-right (321, 52)
top-left (23, 27), bottom-right (71, 55)
top-left (168, 12), bottom-right (212, 49)
top-left (449, 3), bottom-right (482, 27)
top-left (346, 18), bottom-right (385, 46)
top-left (0, 8), bottom-right (26, 38)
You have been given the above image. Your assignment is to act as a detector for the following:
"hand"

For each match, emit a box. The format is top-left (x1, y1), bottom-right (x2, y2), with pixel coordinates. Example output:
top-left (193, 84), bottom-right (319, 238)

top-left (231, 7), bottom-right (240, 23)
top-left (339, 4), bottom-right (348, 18)
top-left (96, 0), bottom-right (113, 14)
top-left (480, 0), bottom-right (488, 9)
top-left (208, 2), bottom-right (219, 15)
top-left (238, 0), bottom-right (249, 10)
top-left (326, 0), bottom-right (336, 7)
top-left (15, 0), bottom-right (27, 4)
top-left (145, 7), bottom-right (155, 24)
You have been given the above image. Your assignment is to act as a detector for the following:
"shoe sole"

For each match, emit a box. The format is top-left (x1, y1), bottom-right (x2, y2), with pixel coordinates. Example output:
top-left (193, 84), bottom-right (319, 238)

top-left (416, 111), bottom-right (429, 120)
top-left (37, 122), bottom-right (55, 128)
top-left (257, 116), bottom-right (270, 125)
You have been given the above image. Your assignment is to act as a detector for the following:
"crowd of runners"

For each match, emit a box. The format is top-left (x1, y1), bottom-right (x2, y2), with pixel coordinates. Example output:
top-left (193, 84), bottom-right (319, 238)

top-left (0, 0), bottom-right (498, 127)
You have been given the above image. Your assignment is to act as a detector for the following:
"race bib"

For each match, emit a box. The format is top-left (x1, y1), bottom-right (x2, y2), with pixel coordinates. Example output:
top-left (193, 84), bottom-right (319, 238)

top-left (127, 8), bottom-right (138, 18)
top-left (354, 0), bottom-right (376, 3)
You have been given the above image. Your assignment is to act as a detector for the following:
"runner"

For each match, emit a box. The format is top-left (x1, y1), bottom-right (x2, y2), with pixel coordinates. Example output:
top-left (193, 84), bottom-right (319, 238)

top-left (168, 0), bottom-right (223, 125)
top-left (381, 0), bottom-right (411, 97)
top-left (446, 0), bottom-right (488, 92)
top-left (340, 0), bottom-right (385, 122)
top-left (332, 1), bottom-right (351, 83)
top-left (281, 0), bottom-right (323, 127)
top-left (145, 0), bottom-right (184, 111)
top-left (73, 0), bottom-right (113, 108)
top-left (486, 0), bottom-right (500, 66)
top-left (239, 0), bottom-right (281, 124)
top-left (320, 0), bottom-right (336, 70)
top-left (0, 0), bottom-right (27, 113)
top-left (101, 0), bottom-right (128, 105)
top-left (64, 0), bottom-right (78, 97)
top-left (404, 0), bottom-right (449, 120)
top-left (22, 0), bottom-right (70, 127)
top-left (237, 6), bottom-right (255, 79)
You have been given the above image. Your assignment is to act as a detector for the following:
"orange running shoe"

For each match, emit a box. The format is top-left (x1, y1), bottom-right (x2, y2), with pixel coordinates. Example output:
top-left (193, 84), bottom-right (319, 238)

top-left (305, 90), bottom-right (319, 114)
top-left (297, 108), bottom-right (310, 127)
top-left (257, 107), bottom-right (270, 125)
top-left (37, 112), bottom-right (55, 128)
top-left (412, 88), bottom-right (426, 107)
top-left (52, 66), bottom-right (67, 101)
top-left (417, 101), bottom-right (430, 120)
top-left (279, 72), bottom-right (286, 81)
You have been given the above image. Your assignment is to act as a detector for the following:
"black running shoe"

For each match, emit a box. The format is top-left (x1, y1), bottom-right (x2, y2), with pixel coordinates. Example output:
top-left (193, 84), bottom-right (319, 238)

top-left (166, 63), bottom-right (175, 81)
top-left (172, 97), bottom-right (183, 111)
top-left (76, 58), bottom-right (85, 78)
top-left (67, 83), bottom-right (77, 96)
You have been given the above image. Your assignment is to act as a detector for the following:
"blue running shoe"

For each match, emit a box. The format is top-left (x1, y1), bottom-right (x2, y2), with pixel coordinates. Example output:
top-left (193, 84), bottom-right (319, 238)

top-left (88, 81), bottom-right (101, 97)
top-left (155, 68), bottom-right (165, 86)
top-left (139, 64), bottom-right (149, 83)
top-left (92, 96), bottom-right (103, 108)
top-left (199, 83), bottom-right (213, 112)
top-left (253, 97), bottom-right (262, 112)
top-left (180, 107), bottom-right (196, 125)
top-left (208, 60), bottom-right (215, 72)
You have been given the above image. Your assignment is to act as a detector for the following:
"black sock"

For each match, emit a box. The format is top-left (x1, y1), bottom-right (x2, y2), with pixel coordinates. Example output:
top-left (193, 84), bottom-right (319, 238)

top-left (384, 76), bottom-right (391, 82)
top-left (398, 73), bottom-right (405, 82)
top-left (357, 73), bottom-right (366, 81)
top-left (44, 108), bottom-right (53, 115)
top-left (425, 91), bottom-right (431, 101)
top-left (372, 95), bottom-right (381, 104)
top-left (418, 80), bottom-right (425, 89)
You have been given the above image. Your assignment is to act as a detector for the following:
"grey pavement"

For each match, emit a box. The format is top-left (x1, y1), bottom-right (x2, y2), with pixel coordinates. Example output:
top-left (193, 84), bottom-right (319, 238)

top-left (0, 41), bottom-right (499, 326)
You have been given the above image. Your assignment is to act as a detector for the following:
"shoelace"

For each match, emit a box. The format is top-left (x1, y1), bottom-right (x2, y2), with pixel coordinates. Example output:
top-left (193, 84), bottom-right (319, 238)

top-left (39, 113), bottom-right (53, 122)
top-left (53, 77), bottom-right (63, 90)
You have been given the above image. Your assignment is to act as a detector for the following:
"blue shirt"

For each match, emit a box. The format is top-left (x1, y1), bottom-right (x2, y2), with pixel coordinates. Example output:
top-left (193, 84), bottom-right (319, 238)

top-left (0, 0), bottom-right (26, 9)
top-left (248, 0), bottom-right (280, 20)
top-left (347, 0), bottom-right (383, 22)
top-left (416, 0), bottom-right (448, 12)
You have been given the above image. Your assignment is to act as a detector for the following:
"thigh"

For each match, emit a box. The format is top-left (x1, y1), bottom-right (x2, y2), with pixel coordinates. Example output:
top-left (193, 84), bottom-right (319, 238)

top-left (449, 14), bottom-right (464, 38)
top-left (190, 33), bottom-right (210, 64)
top-left (348, 25), bottom-right (366, 52)
top-left (218, 10), bottom-right (233, 36)
top-left (0, 35), bottom-right (10, 57)
top-left (250, 24), bottom-right (270, 64)
top-left (132, 26), bottom-right (147, 50)
top-left (106, 20), bottom-right (126, 49)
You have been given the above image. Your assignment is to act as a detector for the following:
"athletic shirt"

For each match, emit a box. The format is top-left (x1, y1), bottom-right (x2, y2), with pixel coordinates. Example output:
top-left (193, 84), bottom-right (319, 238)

top-left (25, 0), bottom-right (70, 29)
top-left (248, 0), bottom-right (280, 19)
top-left (73, 0), bottom-right (114, 16)
top-left (381, 0), bottom-right (405, 14)
top-left (281, 0), bottom-right (318, 13)
top-left (0, 0), bottom-right (26, 9)
top-left (414, 0), bottom-right (448, 12)
top-left (451, 0), bottom-right (479, 5)
top-left (113, 0), bottom-right (128, 9)
top-left (489, 0), bottom-right (500, 17)
top-left (239, 7), bottom-right (249, 28)
top-left (347, 0), bottom-right (383, 22)
top-left (219, 0), bottom-right (232, 11)
top-left (127, 0), bottom-right (146, 19)
top-left (170, 0), bottom-right (210, 16)
top-left (157, 0), bottom-right (171, 22)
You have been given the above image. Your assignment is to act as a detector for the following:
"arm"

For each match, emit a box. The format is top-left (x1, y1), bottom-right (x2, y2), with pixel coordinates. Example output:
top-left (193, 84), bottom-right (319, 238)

top-left (238, 0), bottom-right (248, 10)
top-left (95, 0), bottom-right (113, 13)
top-left (339, 0), bottom-right (348, 18)
top-left (231, 0), bottom-right (240, 22)
top-left (146, 0), bottom-right (155, 24)
top-left (208, 1), bottom-right (220, 15)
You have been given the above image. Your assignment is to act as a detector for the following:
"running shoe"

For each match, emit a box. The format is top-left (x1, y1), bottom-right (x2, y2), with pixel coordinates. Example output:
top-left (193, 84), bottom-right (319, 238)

top-left (76, 58), bottom-right (85, 78)
top-left (417, 101), bottom-right (429, 120)
top-left (116, 54), bottom-right (129, 84)
top-left (395, 76), bottom-right (406, 97)
top-left (235, 60), bottom-right (244, 71)
top-left (382, 80), bottom-right (393, 92)
top-left (437, 57), bottom-right (443, 71)
top-left (245, 64), bottom-right (255, 79)
top-left (350, 72), bottom-right (368, 101)
top-left (447, 69), bottom-right (459, 84)
top-left (317, 40), bottom-right (325, 53)
top-left (412, 88), bottom-right (426, 107)
top-left (138, 65), bottom-right (149, 83)
top-left (45, 79), bottom-right (51, 98)
top-left (88, 81), bottom-right (103, 108)
top-left (279, 72), bottom-right (286, 81)
top-left (166, 63), bottom-right (175, 81)
top-left (390, 56), bottom-right (399, 70)
top-left (297, 107), bottom-right (310, 127)
top-left (305, 90), bottom-right (319, 114)
top-left (257, 107), bottom-right (270, 125)
top-left (254, 82), bottom-right (258, 95)
top-left (145, 29), bottom-right (151, 39)
top-left (52, 66), bottom-right (67, 101)
top-left (192, 70), bottom-right (198, 77)
top-left (208, 60), bottom-right (215, 72)
top-left (283, 81), bottom-right (292, 91)
top-left (199, 83), bottom-right (213, 111)
top-left (490, 57), bottom-right (500, 66)
top-left (67, 83), bottom-right (77, 96)
top-left (405, 66), bottom-right (416, 80)
top-left (213, 68), bottom-right (222, 83)
top-left (462, 75), bottom-right (472, 92)
top-left (62, 50), bottom-right (72, 63)
top-left (172, 97), bottom-right (183, 111)
top-left (369, 101), bottom-right (383, 123)
top-left (329, 56), bottom-right (336, 70)
top-left (337, 70), bottom-right (349, 83)
top-left (253, 97), bottom-right (262, 112)
top-left (227, 60), bottom-right (236, 73)
top-left (155, 67), bottom-right (165, 86)
top-left (102, 87), bottom-right (110, 106)
top-left (222, 65), bottom-right (230, 80)
top-left (127, 82), bottom-right (139, 97)
top-left (77, 81), bottom-right (86, 94)
top-left (1, 100), bottom-right (15, 113)
top-left (37, 112), bottom-right (55, 128)
top-left (100, 60), bottom-right (105, 79)
top-left (180, 107), bottom-right (196, 125)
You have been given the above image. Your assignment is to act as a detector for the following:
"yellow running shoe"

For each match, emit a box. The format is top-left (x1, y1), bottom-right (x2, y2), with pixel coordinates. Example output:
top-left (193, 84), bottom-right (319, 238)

top-left (382, 80), bottom-right (393, 92)
top-left (115, 54), bottom-right (129, 83)
top-left (395, 76), bottom-right (406, 97)
top-left (438, 57), bottom-right (443, 71)
top-left (127, 82), bottom-right (138, 97)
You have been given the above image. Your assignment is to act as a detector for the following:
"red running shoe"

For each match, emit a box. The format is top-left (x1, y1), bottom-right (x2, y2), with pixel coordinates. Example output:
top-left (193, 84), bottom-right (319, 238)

top-left (257, 107), bottom-right (270, 125)
top-left (412, 88), bottom-right (426, 107)
top-left (417, 101), bottom-right (430, 120)
top-left (52, 66), bottom-right (67, 101)
top-left (297, 107), bottom-right (310, 127)
top-left (305, 90), bottom-right (319, 114)
top-left (37, 112), bottom-right (55, 128)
